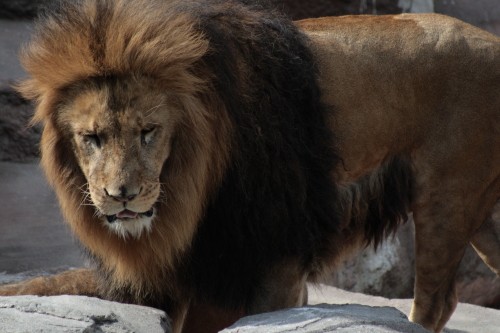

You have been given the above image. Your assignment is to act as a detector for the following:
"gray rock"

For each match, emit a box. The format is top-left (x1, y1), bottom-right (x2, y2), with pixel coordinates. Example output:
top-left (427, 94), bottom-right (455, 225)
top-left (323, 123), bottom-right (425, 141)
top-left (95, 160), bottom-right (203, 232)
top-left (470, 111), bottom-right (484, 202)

top-left (0, 295), bottom-right (171, 333)
top-left (329, 222), bottom-right (415, 299)
top-left (1, 286), bottom-right (498, 333)
top-left (308, 284), bottom-right (500, 333)
top-left (327, 216), bottom-right (500, 308)
top-left (221, 304), bottom-right (428, 333)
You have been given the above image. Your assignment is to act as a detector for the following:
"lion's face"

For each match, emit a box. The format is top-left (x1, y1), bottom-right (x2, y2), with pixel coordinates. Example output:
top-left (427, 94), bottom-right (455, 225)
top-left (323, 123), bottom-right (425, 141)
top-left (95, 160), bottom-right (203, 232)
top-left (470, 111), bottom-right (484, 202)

top-left (57, 77), bottom-right (181, 238)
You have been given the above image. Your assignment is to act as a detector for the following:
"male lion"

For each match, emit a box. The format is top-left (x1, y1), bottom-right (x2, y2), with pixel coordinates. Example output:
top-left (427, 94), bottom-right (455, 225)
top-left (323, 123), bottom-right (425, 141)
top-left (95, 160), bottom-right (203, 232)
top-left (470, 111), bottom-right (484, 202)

top-left (1, 0), bottom-right (499, 332)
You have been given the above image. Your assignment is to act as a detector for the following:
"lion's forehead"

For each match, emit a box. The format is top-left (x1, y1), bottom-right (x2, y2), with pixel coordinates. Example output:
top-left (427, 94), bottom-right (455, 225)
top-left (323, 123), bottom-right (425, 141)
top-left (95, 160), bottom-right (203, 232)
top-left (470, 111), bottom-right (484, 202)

top-left (62, 83), bottom-right (168, 135)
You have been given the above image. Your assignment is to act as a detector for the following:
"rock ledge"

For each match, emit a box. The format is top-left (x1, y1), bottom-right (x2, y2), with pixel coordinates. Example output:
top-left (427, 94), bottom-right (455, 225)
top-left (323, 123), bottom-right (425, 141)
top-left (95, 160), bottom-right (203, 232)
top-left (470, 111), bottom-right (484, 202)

top-left (0, 295), bottom-right (170, 333)
top-left (222, 304), bottom-right (428, 333)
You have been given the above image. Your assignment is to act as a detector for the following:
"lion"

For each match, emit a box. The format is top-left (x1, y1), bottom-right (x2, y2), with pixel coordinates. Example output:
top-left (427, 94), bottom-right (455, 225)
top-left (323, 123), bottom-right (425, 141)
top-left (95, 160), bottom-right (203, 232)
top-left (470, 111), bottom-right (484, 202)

top-left (0, 1), bottom-right (499, 332)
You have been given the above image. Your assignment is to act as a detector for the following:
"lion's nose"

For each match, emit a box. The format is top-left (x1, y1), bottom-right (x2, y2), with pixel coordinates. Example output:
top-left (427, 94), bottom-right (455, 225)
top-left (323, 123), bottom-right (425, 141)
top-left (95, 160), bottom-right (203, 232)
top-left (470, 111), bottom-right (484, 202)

top-left (104, 186), bottom-right (140, 202)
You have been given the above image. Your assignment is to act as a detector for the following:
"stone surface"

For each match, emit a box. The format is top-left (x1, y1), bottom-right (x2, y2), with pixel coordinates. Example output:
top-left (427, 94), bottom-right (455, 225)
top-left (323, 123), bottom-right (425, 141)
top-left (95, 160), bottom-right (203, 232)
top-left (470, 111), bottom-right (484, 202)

top-left (222, 303), bottom-right (427, 333)
top-left (0, 162), bottom-right (84, 275)
top-left (0, 0), bottom-right (50, 19)
top-left (329, 222), bottom-right (415, 298)
top-left (308, 284), bottom-right (500, 333)
top-left (0, 295), bottom-right (171, 333)
top-left (1, 285), bottom-right (499, 333)
top-left (327, 217), bottom-right (500, 309)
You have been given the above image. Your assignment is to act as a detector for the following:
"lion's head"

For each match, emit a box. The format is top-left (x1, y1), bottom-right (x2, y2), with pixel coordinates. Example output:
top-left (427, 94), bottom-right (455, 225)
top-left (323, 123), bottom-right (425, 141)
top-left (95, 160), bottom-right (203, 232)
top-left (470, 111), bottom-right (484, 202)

top-left (55, 77), bottom-right (183, 238)
top-left (18, 0), bottom-right (234, 286)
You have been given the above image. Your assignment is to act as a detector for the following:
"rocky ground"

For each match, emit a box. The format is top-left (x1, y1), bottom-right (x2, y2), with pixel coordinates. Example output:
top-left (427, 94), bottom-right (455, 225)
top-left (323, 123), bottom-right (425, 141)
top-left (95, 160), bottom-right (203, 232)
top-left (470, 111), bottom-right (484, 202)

top-left (0, 1), bottom-right (499, 332)
top-left (223, 304), bottom-right (430, 333)
top-left (0, 295), bottom-right (171, 333)
top-left (2, 286), bottom-right (499, 333)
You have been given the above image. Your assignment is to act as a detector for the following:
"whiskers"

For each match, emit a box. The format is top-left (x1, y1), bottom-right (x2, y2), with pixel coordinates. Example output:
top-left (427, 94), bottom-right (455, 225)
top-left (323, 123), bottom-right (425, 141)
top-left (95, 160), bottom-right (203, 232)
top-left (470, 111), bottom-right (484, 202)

top-left (78, 182), bottom-right (96, 211)
top-left (156, 181), bottom-right (168, 203)
top-left (144, 103), bottom-right (167, 119)
top-left (141, 180), bottom-right (167, 203)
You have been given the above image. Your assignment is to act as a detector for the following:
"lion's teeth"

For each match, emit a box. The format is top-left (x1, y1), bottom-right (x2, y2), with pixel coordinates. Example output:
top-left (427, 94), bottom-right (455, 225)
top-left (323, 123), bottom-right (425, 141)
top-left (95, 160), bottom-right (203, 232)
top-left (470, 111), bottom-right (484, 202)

top-left (106, 209), bottom-right (152, 222)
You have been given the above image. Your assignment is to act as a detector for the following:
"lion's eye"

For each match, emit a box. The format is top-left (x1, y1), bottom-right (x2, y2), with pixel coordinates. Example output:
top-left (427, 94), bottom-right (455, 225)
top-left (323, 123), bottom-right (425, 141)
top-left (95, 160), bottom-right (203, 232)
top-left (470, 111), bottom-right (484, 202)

top-left (82, 133), bottom-right (101, 148)
top-left (141, 127), bottom-right (156, 146)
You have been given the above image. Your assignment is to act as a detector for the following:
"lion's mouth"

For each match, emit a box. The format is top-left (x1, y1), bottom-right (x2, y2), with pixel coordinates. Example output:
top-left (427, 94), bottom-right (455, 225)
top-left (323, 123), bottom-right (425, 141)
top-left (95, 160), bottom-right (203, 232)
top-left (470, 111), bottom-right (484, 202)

top-left (106, 208), bottom-right (154, 223)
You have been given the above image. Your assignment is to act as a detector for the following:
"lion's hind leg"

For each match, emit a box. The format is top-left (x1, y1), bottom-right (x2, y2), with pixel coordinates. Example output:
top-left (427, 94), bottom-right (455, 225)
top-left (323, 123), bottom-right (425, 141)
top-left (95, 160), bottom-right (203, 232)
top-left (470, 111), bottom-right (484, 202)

top-left (0, 268), bottom-right (99, 297)
top-left (410, 184), bottom-right (498, 332)
top-left (410, 207), bottom-right (465, 333)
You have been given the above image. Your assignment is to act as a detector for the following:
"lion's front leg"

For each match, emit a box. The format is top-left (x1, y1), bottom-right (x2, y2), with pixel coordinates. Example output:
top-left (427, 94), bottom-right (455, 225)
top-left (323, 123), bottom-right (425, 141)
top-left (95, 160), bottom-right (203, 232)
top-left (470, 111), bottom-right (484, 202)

top-left (0, 268), bottom-right (99, 297)
top-left (182, 302), bottom-right (244, 333)
top-left (179, 260), bottom-right (307, 333)
top-left (248, 259), bottom-right (308, 315)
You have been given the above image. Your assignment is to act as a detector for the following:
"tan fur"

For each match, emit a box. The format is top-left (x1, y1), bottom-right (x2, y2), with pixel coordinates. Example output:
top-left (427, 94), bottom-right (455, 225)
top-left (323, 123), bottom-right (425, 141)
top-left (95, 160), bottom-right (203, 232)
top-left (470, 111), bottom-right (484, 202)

top-left (1, 9), bottom-right (499, 333)
top-left (298, 14), bottom-right (500, 332)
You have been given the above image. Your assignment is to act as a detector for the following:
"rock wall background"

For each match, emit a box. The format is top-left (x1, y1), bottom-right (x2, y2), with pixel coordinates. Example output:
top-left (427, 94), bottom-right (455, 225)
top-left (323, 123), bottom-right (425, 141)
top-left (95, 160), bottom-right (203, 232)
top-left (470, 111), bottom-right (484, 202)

top-left (0, 0), bottom-right (51, 19)
top-left (0, 87), bottom-right (39, 162)
top-left (0, 0), bottom-right (498, 311)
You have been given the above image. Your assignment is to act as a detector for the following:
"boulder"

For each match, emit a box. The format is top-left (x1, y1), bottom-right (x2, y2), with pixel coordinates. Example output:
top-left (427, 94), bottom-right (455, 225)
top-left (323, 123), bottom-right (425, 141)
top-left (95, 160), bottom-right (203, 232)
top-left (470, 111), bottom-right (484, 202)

top-left (327, 218), bottom-right (500, 309)
top-left (222, 304), bottom-right (428, 333)
top-left (0, 295), bottom-right (171, 333)
top-left (328, 222), bottom-right (415, 298)
top-left (308, 284), bottom-right (500, 333)
top-left (1, 285), bottom-right (499, 333)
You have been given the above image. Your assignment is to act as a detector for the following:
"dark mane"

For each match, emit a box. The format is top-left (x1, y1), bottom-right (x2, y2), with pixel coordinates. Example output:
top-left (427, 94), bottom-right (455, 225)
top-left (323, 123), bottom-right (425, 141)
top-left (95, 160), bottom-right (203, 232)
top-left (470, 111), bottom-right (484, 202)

top-left (180, 0), bottom-right (341, 308)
